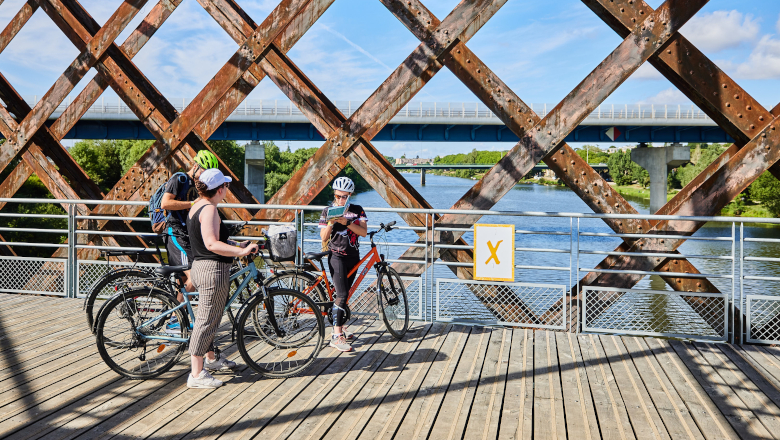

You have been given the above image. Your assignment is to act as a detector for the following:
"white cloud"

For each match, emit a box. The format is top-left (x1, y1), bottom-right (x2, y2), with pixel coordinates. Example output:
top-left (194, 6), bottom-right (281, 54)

top-left (631, 63), bottom-right (663, 80)
top-left (734, 35), bottom-right (780, 79)
top-left (681, 10), bottom-right (760, 53)
top-left (637, 88), bottom-right (691, 105)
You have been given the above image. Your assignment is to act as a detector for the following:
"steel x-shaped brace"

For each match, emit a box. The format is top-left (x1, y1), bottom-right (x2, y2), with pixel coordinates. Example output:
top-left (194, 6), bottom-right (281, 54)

top-left (0, 0), bottom-right (776, 335)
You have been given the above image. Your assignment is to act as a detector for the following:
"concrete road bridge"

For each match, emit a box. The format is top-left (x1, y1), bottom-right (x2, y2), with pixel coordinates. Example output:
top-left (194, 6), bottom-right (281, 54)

top-left (20, 97), bottom-right (730, 143)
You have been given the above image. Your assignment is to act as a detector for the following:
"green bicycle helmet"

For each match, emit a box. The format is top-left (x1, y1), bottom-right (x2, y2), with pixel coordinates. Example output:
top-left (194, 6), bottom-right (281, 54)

top-left (194, 150), bottom-right (219, 169)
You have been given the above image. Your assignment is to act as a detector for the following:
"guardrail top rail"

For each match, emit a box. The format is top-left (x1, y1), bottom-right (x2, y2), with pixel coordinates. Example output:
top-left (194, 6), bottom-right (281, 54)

top-left (27, 96), bottom-right (712, 123)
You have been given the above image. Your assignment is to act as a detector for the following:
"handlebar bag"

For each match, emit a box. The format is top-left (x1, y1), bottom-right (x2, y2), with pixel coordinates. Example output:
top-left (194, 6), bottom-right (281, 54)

top-left (267, 224), bottom-right (297, 262)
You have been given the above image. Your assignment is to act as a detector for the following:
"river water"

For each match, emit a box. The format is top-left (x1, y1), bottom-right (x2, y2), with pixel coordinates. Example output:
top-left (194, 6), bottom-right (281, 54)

top-left (302, 173), bottom-right (780, 306)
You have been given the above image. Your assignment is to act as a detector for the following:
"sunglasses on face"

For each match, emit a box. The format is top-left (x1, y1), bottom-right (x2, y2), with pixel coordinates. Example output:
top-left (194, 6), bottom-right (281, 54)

top-left (334, 194), bottom-right (349, 200)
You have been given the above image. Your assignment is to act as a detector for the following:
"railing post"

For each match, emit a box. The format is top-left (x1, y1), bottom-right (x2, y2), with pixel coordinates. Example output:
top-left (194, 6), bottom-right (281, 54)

top-left (423, 213), bottom-right (429, 322)
top-left (67, 204), bottom-right (76, 298)
top-left (576, 217), bottom-right (581, 333)
top-left (739, 222), bottom-right (744, 345)
top-left (731, 222), bottom-right (736, 344)
top-left (431, 213), bottom-right (436, 321)
top-left (569, 216), bottom-right (573, 332)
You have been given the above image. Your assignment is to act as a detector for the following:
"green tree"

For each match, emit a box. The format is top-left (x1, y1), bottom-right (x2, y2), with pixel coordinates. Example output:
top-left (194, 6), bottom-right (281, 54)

top-left (607, 151), bottom-right (635, 185)
top-left (675, 143), bottom-right (727, 188)
top-left (632, 162), bottom-right (650, 187)
top-left (207, 140), bottom-right (245, 180)
top-left (118, 140), bottom-right (153, 172)
top-left (69, 140), bottom-right (122, 191)
top-left (434, 149), bottom-right (505, 165)
top-left (750, 172), bottom-right (780, 216)
top-left (576, 145), bottom-right (609, 164)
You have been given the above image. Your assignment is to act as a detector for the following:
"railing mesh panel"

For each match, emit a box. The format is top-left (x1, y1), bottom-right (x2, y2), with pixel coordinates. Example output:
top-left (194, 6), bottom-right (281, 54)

top-left (78, 261), bottom-right (158, 298)
top-left (583, 288), bottom-right (726, 339)
top-left (0, 258), bottom-right (66, 296)
top-left (748, 297), bottom-right (780, 343)
top-left (436, 280), bottom-right (566, 328)
top-left (349, 275), bottom-right (421, 319)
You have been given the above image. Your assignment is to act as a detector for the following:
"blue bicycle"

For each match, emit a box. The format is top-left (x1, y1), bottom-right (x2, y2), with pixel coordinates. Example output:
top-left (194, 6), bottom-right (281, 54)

top-left (94, 252), bottom-right (325, 380)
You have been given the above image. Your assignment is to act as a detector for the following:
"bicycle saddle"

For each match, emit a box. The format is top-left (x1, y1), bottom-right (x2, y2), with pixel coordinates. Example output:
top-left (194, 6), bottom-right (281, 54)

top-left (304, 251), bottom-right (330, 261)
top-left (155, 265), bottom-right (189, 277)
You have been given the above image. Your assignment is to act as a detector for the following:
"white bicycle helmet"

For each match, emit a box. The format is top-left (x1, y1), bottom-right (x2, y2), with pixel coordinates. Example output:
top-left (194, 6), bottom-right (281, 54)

top-left (332, 176), bottom-right (355, 193)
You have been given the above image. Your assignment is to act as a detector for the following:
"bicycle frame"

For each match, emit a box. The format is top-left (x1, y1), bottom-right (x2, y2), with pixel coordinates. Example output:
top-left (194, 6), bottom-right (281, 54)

top-left (302, 240), bottom-right (386, 315)
top-left (135, 262), bottom-right (260, 343)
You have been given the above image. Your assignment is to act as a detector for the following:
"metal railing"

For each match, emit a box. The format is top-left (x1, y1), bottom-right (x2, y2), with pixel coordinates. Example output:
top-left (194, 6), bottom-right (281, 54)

top-left (1, 198), bottom-right (779, 344)
top-left (26, 95), bottom-right (713, 124)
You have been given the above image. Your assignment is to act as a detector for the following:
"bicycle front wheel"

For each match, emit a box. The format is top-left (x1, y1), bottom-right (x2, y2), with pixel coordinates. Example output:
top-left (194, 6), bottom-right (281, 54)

top-left (84, 268), bottom-right (157, 333)
top-left (236, 288), bottom-right (324, 378)
top-left (95, 288), bottom-right (188, 380)
top-left (377, 267), bottom-right (409, 339)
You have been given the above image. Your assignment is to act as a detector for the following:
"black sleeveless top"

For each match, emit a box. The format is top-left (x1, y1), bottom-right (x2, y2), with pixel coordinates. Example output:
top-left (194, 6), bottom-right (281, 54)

top-left (187, 204), bottom-right (233, 263)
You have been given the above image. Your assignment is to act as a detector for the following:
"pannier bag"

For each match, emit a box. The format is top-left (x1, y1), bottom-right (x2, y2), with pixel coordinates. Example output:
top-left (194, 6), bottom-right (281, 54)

top-left (266, 224), bottom-right (297, 262)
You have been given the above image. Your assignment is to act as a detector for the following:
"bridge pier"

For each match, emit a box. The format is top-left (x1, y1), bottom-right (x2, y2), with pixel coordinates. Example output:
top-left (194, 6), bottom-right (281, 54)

top-left (244, 141), bottom-right (266, 203)
top-left (420, 168), bottom-right (426, 186)
top-left (631, 143), bottom-right (689, 213)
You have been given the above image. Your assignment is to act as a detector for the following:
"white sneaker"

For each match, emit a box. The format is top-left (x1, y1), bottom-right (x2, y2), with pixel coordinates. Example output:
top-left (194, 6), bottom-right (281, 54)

top-left (204, 356), bottom-right (238, 371)
top-left (187, 370), bottom-right (223, 389)
top-left (329, 334), bottom-right (352, 352)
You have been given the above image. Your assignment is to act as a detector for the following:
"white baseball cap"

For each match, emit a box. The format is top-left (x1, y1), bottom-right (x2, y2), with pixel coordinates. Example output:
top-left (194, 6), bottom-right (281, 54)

top-left (199, 168), bottom-right (232, 190)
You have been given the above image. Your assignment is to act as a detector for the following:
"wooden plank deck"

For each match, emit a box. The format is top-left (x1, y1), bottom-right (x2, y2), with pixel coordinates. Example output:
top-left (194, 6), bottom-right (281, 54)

top-left (4, 294), bottom-right (780, 439)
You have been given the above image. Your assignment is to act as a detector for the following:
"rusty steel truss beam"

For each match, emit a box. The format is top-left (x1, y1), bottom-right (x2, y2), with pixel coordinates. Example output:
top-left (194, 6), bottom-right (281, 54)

top-left (579, 0), bottom-right (780, 293)
top-left (0, 0), bottom-right (772, 335)
top-left (380, 0), bottom-right (715, 325)
top-left (193, 0), bottom-right (541, 322)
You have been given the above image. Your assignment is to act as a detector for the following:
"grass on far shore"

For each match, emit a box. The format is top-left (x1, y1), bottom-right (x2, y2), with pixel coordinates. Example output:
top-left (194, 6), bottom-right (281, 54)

top-left (610, 183), bottom-right (772, 218)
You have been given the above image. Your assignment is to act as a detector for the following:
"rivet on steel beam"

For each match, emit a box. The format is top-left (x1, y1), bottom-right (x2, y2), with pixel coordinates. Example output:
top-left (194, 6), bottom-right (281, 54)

top-left (747, 105), bottom-right (752, 111)
top-left (726, 103), bottom-right (730, 108)
top-left (738, 113), bottom-right (743, 118)
top-left (751, 125), bottom-right (756, 130)
top-left (734, 94), bottom-right (740, 99)
top-left (722, 84), bottom-right (728, 88)
top-left (667, 50), bottom-right (672, 54)
top-left (760, 116), bottom-right (765, 121)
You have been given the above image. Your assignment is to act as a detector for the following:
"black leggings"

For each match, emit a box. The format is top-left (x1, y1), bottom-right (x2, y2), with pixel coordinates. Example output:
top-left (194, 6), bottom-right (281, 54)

top-left (328, 253), bottom-right (360, 327)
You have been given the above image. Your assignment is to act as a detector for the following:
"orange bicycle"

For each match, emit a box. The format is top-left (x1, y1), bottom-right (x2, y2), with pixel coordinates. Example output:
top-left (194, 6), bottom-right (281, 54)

top-left (291, 221), bottom-right (409, 339)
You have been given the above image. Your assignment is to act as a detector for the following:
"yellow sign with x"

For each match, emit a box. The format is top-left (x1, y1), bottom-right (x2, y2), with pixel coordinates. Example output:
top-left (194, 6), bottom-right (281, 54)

top-left (474, 224), bottom-right (515, 282)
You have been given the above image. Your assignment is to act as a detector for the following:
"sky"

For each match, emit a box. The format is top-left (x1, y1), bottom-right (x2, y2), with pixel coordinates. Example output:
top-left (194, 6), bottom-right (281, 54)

top-left (0, 0), bottom-right (778, 157)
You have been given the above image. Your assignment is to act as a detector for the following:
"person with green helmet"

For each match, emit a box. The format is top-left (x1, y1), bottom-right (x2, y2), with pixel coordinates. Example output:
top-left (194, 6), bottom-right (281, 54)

top-left (161, 150), bottom-right (220, 333)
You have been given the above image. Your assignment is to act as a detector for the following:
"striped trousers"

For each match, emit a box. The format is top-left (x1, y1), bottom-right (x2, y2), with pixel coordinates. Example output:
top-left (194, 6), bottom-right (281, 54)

top-left (189, 259), bottom-right (231, 357)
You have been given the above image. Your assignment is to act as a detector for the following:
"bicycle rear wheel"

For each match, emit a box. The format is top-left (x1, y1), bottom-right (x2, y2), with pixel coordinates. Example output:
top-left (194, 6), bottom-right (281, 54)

top-left (377, 267), bottom-right (409, 339)
top-left (95, 288), bottom-right (188, 380)
top-left (84, 268), bottom-right (157, 333)
top-left (236, 288), bottom-right (324, 378)
top-left (264, 270), bottom-right (328, 303)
